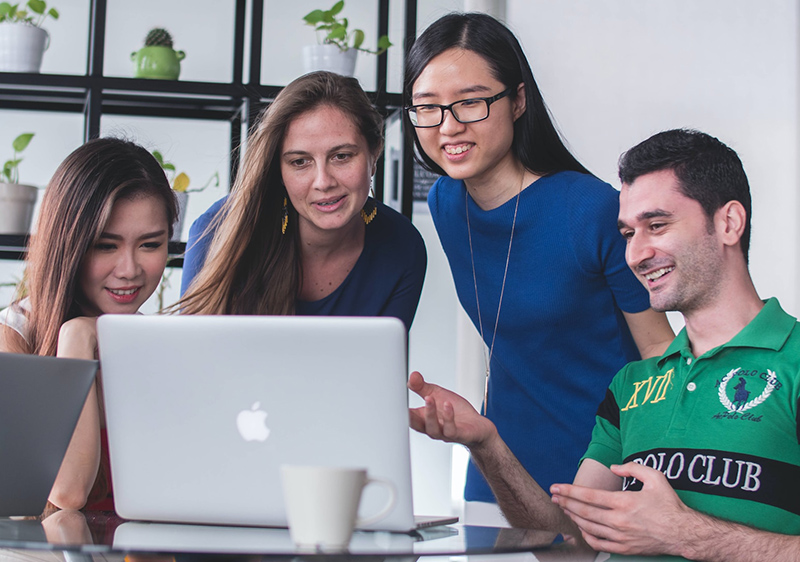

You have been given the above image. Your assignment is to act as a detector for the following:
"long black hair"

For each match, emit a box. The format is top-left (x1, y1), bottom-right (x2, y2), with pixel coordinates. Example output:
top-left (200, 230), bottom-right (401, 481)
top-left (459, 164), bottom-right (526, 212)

top-left (403, 12), bottom-right (590, 178)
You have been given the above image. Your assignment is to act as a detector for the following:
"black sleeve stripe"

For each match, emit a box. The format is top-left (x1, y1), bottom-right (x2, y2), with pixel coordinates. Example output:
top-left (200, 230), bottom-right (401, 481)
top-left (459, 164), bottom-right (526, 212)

top-left (596, 387), bottom-right (620, 429)
top-left (796, 396), bottom-right (800, 445)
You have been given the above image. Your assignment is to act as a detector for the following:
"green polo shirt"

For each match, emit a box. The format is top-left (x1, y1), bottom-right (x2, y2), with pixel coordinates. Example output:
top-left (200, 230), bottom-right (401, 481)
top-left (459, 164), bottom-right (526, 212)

top-left (584, 298), bottom-right (800, 534)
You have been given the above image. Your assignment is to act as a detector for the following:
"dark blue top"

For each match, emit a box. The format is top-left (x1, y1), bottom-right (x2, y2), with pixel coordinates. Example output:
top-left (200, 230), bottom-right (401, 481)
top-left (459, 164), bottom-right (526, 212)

top-left (181, 197), bottom-right (427, 331)
top-left (429, 171), bottom-right (651, 502)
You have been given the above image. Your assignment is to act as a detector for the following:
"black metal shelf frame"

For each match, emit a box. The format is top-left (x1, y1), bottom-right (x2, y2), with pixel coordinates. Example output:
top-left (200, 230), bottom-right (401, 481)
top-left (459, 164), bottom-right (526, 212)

top-left (0, 0), bottom-right (421, 262)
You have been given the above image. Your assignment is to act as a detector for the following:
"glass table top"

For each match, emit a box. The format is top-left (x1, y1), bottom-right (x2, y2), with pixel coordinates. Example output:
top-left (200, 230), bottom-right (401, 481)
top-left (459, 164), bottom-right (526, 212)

top-left (0, 510), bottom-right (570, 559)
top-left (0, 510), bottom-right (691, 560)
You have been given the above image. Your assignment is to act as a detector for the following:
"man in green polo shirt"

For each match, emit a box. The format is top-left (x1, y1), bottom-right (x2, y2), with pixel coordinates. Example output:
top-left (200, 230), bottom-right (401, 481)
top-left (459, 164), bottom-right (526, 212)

top-left (409, 129), bottom-right (800, 560)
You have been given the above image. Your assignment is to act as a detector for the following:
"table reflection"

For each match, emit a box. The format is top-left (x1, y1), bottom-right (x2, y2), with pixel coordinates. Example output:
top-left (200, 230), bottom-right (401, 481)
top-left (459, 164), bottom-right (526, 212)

top-left (0, 511), bottom-right (692, 561)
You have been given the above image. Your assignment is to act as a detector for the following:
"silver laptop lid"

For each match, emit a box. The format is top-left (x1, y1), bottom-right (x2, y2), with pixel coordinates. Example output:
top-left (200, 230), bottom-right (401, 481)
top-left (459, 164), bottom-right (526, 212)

top-left (0, 352), bottom-right (97, 517)
top-left (97, 314), bottom-right (415, 531)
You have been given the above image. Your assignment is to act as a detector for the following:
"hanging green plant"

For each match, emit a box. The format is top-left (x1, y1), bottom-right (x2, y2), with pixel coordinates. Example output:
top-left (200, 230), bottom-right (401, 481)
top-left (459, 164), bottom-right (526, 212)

top-left (2, 132), bottom-right (34, 185)
top-left (0, 0), bottom-right (59, 27)
top-left (303, 1), bottom-right (391, 55)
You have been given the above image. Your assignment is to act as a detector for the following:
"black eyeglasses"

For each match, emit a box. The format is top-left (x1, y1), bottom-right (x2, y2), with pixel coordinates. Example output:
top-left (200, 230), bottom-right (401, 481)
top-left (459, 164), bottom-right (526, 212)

top-left (405, 88), bottom-right (513, 128)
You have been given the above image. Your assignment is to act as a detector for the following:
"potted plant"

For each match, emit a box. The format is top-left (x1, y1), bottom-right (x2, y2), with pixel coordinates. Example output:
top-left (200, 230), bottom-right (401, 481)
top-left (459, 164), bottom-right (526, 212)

top-left (131, 28), bottom-right (185, 80)
top-left (0, 0), bottom-right (59, 73)
top-left (0, 132), bottom-right (37, 234)
top-left (302, 0), bottom-right (391, 76)
top-left (152, 150), bottom-right (219, 240)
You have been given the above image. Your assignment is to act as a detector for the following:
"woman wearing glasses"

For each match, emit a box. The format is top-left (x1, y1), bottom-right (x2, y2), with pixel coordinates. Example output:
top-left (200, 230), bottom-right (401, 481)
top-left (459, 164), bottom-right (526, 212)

top-left (404, 13), bottom-right (674, 523)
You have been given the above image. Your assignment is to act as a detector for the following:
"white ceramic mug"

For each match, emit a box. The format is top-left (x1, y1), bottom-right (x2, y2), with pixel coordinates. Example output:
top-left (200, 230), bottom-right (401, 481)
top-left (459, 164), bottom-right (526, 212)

top-left (280, 465), bottom-right (397, 552)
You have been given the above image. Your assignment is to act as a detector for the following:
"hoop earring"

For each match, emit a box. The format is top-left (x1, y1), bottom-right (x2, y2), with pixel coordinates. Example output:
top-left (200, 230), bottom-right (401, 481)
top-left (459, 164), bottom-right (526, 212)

top-left (281, 197), bottom-right (289, 235)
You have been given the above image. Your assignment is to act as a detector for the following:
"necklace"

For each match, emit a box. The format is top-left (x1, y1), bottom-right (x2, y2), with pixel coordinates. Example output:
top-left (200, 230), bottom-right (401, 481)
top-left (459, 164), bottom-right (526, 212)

top-left (466, 178), bottom-right (523, 416)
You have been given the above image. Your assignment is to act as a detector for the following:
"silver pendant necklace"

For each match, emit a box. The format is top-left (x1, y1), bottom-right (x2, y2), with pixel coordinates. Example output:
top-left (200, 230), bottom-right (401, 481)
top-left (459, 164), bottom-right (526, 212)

top-left (466, 179), bottom-right (523, 416)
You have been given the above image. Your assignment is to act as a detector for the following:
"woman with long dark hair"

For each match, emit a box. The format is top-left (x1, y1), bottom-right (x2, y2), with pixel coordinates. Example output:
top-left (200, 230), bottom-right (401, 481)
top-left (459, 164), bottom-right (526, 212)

top-left (180, 71), bottom-right (426, 330)
top-left (404, 13), bottom-right (674, 522)
top-left (0, 138), bottom-right (178, 510)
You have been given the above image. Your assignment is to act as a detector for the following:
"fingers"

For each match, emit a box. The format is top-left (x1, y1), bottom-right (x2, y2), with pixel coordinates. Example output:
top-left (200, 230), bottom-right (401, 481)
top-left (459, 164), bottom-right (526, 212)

top-left (610, 462), bottom-right (662, 483)
top-left (408, 407), bottom-right (426, 434)
top-left (408, 370), bottom-right (435, 398)
top-left (556, 494), bottom-right (614, 533)
top-left (551, 484), bottom-right (618, 510)
top-left (424, 395), bottom-right (455, 439)
top-left (438, 399), bottom-right (458, 440)
top-left (408, 395), bottom-right (456, 442)
top-left (408, 370), bottom-right (424, 391)
top-left (408, 372), bottom-right (449, 440)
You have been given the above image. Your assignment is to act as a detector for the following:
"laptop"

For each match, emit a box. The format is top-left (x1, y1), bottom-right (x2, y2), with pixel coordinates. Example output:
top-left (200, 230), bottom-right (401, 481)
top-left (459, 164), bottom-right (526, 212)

top-left (97, 315), bottom-right (456, 532)
top-left (0, 352), bottom-right (97, 517)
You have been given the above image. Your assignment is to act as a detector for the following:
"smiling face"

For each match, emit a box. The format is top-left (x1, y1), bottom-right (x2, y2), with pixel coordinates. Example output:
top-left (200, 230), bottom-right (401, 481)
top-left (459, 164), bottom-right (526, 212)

top-left (279, 105), bottom-right (376, 239)
top-left (77, 194), bottom-right (169, 316)
top-left (618, 169), bottom-right (724, 315)
top-left (410, 48), bottom-right (525, 188)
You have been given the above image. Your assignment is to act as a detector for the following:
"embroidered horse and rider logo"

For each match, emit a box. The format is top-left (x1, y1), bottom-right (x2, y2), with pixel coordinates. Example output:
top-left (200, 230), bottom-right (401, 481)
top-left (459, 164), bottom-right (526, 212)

top-left (717, 368), bottom-right (776, 413)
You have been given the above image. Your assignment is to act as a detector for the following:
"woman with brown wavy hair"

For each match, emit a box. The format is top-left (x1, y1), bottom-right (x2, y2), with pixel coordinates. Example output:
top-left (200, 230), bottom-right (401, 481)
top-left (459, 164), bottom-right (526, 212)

top-left (0, 137), bottom-right (177, 510)
top-left (179, 71), bottom-right (426, 330)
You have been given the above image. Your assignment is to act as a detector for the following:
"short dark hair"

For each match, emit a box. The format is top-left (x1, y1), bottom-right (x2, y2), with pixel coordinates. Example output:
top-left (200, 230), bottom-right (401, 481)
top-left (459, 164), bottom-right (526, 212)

top-left (618, 128), bottom-right (752, 262)
top-left (403, 12), bottom-right (589, 177)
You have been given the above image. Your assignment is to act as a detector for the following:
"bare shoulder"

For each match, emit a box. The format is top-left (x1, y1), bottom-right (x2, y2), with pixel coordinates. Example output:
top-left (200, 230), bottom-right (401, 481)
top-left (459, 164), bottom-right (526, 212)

top-left (0, 325), bottom-right (28, 353)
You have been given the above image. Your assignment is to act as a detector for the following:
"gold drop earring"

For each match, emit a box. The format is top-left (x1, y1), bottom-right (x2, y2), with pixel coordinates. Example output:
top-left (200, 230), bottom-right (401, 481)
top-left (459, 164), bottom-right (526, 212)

top-left (360, 183), bottom-right (377, 225)
top-left (281, 197), bottom-right (289, 234)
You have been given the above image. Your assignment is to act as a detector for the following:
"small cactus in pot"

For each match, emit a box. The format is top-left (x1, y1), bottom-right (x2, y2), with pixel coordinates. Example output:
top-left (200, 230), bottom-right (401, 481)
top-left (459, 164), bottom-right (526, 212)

top-left (145, 27), bottom-right (173, 48)
top-left (131, 27), bottom-right (185, 80)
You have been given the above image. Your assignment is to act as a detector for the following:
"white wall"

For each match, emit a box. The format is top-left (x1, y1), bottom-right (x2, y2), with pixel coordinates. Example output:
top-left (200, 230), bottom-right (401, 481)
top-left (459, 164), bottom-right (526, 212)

top-left (506, 0), bottom-right (800, 317)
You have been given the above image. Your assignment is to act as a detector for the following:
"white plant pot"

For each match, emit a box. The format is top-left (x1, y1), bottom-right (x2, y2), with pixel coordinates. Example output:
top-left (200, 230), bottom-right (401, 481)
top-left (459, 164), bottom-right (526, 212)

top-left (0, 22), bottom-right (48, 73)
top-left (302, 44), bottom-right (357, 77)
top-left (0, 182), bottom-right (37, 234)
top-left (171, 191), bottom-right (188, 241)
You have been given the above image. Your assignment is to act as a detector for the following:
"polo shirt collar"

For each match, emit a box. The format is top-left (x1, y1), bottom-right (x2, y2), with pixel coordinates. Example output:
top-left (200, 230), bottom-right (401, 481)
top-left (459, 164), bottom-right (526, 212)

top-left (657, 297), bottom-right (795, 367)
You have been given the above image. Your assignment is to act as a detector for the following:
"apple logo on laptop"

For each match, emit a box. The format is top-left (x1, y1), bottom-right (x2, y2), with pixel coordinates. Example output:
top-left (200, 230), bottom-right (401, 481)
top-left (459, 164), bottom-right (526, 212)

top-left (236, 402), bottom-right (270, 442)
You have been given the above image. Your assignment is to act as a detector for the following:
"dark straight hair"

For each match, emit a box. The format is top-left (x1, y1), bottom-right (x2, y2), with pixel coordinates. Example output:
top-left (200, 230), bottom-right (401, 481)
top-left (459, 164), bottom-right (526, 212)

top-left (618, 128), bottom-right (752, 262)
top-left (403, 12), bottom-right (590, 178)
top-left (11, 137), bottom-right (176, 357)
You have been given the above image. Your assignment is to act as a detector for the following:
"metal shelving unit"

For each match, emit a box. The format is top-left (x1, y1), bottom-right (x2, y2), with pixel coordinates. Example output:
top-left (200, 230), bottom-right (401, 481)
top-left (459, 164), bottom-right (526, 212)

top-left (0, 0), bottom-right (419, 261)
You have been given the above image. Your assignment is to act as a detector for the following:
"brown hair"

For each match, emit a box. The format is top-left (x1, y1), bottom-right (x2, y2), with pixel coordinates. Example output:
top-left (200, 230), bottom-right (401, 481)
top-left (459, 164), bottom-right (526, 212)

top-left (3, 137), bottom-right (177, 356)
top-left (179, 71), bottom-right (383, 315)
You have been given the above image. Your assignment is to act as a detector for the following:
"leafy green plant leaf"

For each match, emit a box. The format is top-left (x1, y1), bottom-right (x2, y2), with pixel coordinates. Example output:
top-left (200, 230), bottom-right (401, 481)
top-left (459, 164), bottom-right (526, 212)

top-left (377, 35), bottom-right (392, 51)
top-left (12, 133), bottom-right (33, 153)
top-left (302, 1), bottom-right (392, 55)
top-left (2, 160), bottom-right (15, 182)
top-left (352, 29), bottom-right (364, 50)
top-left (0, 0), bottom-right (56, 25)
top-left (303, 9), bottom-right (324, 25)
top-left (328, 24), bottom-right (346, 41)
top-left (26, 0), bottom-right (44, 15)
top-left (172, 172), bottom-right (190, 192)
top-left (329, 0), bottom-right (344, 16)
